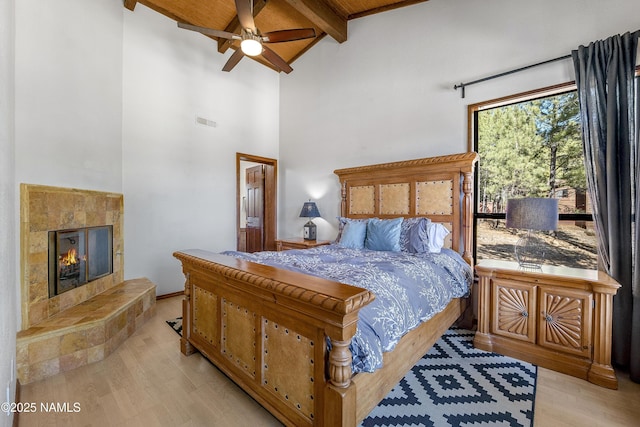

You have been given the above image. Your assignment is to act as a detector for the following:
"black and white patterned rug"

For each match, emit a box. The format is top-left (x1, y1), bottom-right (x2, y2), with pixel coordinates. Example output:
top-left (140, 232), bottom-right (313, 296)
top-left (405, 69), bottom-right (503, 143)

top-left (166, 317), bottom-right (182, 336)
top-left (166, 320), bottom-right (536, 427)
top-left (361, 328), bottom-right (536, 427)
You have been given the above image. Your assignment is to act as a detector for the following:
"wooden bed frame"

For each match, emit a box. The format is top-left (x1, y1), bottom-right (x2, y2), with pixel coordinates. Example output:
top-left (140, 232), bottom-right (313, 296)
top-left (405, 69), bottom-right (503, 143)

top-left (174, 152), bottom-right (478, 426)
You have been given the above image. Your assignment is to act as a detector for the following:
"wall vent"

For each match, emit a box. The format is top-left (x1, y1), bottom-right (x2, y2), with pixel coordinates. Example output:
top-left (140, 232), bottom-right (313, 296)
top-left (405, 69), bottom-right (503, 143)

top-left (196, 116), bottom-right (217, 128)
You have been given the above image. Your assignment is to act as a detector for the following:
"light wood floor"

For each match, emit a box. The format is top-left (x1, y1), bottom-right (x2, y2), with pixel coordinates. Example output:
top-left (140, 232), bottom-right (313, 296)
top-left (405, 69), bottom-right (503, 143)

top-left (18, 296), bottom-right (640, 426)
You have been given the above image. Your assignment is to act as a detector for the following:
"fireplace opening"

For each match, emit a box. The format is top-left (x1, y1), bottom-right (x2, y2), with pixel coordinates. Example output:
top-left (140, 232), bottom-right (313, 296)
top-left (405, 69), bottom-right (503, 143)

top-left (48, 226), bottom-right (113, 297)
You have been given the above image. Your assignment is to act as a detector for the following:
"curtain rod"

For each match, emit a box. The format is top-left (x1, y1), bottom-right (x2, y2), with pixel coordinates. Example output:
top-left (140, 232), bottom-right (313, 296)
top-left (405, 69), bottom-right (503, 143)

top-left (453, 54), bottom-right (572, 98)
top-left (454, 30), bottom-right (640, 98)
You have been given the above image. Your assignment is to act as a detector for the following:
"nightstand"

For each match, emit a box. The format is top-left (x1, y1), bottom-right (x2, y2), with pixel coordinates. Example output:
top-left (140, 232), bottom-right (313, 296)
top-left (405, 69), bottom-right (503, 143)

top-left (474, 259), bottom-right (620, 389)
top-left (275, 238), bottom-right (331, 251)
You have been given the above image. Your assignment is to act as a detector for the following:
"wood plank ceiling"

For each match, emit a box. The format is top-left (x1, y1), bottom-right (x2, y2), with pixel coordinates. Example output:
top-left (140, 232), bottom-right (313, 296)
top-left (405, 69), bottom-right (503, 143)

top-left (124, 0), bottom-right (428, 73)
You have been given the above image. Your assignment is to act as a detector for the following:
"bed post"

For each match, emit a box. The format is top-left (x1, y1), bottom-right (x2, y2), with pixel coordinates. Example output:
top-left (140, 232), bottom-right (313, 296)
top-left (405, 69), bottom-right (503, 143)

top-left (180, 271), bottom-right (195, 355)
top-left (462, 170), bottom-right (474, 267)
top-left (340, 181), bottom-right (348, 217)
top-left (324, 337), bottom-right (356, 426)
top-left (329, 339), bottom-right (352, 388)
top-left (323, 319), bottom-right (359, 426)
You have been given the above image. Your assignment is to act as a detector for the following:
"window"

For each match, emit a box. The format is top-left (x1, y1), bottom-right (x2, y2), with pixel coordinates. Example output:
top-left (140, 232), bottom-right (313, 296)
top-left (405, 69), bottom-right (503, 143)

top-left (470, 84), bottom-right (597, 269)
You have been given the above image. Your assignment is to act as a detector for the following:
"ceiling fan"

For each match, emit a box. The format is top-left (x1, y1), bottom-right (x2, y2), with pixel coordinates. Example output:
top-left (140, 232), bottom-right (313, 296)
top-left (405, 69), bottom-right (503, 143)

top-left (178, 0), bottom-right (316, 73)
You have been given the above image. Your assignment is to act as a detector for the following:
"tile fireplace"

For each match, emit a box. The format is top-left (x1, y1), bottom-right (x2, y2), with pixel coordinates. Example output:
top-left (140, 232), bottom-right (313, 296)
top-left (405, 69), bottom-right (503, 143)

top-left (20, 184), bottom-right (124, 329)
top-left (48, 225), bottom-right (113, 297)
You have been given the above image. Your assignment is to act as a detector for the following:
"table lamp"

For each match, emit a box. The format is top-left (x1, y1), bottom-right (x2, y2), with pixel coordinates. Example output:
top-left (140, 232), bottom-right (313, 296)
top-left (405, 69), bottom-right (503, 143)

top-left (299, 201), bottom-right (321, 240)
top-left (506, 198), bottom-right (558, 270)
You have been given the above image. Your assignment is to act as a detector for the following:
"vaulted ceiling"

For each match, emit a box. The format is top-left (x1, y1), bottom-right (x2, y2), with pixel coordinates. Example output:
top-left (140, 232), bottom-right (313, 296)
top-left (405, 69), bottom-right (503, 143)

top-left (124, 0), bottom-right (428, 73)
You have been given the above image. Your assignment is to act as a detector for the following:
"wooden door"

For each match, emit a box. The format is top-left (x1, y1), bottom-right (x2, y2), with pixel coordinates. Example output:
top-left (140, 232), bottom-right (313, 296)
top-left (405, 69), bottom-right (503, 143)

top-left (245, 165), bottom-right (265, 253)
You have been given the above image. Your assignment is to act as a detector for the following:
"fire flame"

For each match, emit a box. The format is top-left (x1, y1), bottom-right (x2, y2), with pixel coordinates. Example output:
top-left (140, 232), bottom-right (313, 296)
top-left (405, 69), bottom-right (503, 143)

top-left (60, 248), bottom-right (84, 266)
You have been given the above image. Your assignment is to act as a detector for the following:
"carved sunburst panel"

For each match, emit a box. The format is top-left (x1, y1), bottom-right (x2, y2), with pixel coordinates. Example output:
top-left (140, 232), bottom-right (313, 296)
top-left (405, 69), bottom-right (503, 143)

top-left (542, 295), bottom-right (583, 350)
top-left (494, 284), bottom-right (532, 340)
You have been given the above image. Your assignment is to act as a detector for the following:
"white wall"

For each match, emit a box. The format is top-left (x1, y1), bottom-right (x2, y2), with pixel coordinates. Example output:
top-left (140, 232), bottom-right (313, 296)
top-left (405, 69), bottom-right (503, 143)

top-left (279, 0), bottom-right (640, 241)
top-left (14, 0), bottom-right (124, 191)
top-left (0, 0), bottom-right (16, 423)
top-left (121, 6), bottom-right (279, 295)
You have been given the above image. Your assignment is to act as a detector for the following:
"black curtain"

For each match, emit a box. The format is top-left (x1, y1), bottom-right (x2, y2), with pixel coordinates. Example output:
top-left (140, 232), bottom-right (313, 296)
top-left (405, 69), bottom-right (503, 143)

top-left (572, 31), bottom-right (640, 382)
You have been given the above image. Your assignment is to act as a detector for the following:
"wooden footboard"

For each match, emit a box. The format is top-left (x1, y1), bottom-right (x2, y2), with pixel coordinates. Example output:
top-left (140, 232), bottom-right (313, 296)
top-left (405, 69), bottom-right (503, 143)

top-left (174, 249), bottom-right (375, 427)
top-left (174, 249), bottom-right (467, 427)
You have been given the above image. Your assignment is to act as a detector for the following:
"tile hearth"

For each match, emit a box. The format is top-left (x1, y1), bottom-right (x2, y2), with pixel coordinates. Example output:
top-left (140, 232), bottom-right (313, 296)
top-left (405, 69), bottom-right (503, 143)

top-left (17, 278), bottom-right (156, 384)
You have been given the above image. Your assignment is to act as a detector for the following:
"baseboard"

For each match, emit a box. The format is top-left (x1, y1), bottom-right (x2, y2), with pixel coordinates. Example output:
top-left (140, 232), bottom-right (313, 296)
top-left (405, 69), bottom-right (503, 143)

top-left (156, 291), bottom-right (183, 300)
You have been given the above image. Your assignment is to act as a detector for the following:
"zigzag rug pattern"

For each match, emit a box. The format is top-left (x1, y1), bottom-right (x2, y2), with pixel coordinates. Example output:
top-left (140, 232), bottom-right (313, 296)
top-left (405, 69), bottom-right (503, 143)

top-left (360, 328), bottom-right (536, 427)
top-left (166, 320), bottom-right (536, 427)
top-left (166, 317), bottom-right (182, 337)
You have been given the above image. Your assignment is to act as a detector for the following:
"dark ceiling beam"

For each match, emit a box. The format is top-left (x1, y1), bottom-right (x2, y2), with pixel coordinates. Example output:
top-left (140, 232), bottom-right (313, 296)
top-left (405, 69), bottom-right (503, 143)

top-left (348, 0), bottom-right (429, 20)
top-left (123, 0), bottom-right (137, 11)
top-left (218, 0), bottom-right (267, 54)
top-left (282, 0), bottom-right (347, 43)
top-left (126, 0), bottom-right (185, 23)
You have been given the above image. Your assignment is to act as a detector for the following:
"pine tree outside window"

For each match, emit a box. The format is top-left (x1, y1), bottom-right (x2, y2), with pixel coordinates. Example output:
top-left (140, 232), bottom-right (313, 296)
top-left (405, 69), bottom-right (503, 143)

top-left (470, 85), bottom-right (596, 269)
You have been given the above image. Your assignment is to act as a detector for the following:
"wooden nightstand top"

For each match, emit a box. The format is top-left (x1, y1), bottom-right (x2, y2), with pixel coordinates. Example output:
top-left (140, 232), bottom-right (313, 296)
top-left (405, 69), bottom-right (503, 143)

top-left (476, 259), bottom-right (620, 290)
top-left (276, 238), bottom-right (332, 251)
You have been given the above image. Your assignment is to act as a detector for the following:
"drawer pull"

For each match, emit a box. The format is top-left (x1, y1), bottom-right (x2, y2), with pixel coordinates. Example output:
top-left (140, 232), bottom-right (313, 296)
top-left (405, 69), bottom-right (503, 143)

top-left (544, 313), bottom-right (553, 322)
top-left (521, 311), bottom-right (528, 318)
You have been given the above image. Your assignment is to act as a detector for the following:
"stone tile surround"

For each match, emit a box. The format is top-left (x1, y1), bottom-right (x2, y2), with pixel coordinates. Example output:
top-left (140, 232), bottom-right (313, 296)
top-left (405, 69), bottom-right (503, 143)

top-left (18, 184), bottom-right (156, 384)
top-left (20, 184), bottom-right (125, 329)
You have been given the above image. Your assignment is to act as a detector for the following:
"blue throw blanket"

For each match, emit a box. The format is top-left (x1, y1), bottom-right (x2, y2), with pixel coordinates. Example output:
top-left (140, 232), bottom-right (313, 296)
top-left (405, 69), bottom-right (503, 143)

top-left (223, 245), bottom-right (472, 373)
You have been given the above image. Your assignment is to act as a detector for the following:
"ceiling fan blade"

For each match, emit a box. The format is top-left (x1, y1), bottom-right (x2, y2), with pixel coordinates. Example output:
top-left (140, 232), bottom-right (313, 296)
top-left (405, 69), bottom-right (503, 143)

top-left (262, 28), bottom-right (316, 43)
top-left (235, 0), bottom-right (256, 32)
top-left (261, 46), bottom-right (293, 74)
top-left (222, 48), bottom-right (245, 72)
top-left (178, 22), bottom-right (240, 40)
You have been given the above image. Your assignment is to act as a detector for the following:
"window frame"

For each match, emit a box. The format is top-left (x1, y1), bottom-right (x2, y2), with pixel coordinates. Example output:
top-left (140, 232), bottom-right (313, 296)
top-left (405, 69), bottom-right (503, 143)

top-left (467, 82), bottom-right (593, 262)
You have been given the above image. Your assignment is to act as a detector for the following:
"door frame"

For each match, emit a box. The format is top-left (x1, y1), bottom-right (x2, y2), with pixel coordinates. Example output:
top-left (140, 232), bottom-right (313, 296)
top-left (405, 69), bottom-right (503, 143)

top-left (236, 153), bottom-right (277, 251)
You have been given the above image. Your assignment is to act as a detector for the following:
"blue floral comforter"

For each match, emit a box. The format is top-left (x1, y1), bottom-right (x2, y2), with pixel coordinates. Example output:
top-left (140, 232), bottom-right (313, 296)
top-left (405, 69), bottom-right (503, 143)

top-left (222, 245), bottom-right (472, 373)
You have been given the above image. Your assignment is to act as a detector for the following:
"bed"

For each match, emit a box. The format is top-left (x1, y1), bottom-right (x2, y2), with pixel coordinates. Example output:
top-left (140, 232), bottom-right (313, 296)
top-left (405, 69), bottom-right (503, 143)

top-left (173, 152), bottom-right (478, 426)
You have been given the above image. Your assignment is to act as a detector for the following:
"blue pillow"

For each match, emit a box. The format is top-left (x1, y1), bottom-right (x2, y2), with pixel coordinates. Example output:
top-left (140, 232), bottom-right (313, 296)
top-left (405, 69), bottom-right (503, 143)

top-left (400, 217), bottom-right (431, 253)
top-left (407, 218), bottom-right (432, 253)
top-left (334, 216), bottom-right (368, 244)
top-left (337, 220), bottom-right (367, 249)
top-left (365, 218), bottom-right (403, 252)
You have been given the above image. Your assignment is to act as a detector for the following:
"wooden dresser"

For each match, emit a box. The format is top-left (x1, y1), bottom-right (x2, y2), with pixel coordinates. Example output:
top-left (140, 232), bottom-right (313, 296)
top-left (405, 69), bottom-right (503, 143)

top-left (275, 237), bottom-right (331, 251)
top-left (474, 259), bottom-right (620, 389)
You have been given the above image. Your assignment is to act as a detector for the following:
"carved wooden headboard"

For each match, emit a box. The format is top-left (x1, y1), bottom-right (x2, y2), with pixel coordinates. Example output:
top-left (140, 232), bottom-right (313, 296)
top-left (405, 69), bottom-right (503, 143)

top-left (333, 152), bottom-right (479, 266)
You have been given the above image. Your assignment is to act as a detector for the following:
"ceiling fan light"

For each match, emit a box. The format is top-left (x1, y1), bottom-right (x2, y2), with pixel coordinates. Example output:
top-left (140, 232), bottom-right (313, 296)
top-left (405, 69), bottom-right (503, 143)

top-left (241, 39), bottom-right (262, 56)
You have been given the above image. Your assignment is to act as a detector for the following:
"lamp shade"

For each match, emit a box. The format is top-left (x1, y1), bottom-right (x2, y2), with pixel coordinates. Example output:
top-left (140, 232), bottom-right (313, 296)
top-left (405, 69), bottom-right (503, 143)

top-left (506, 198), bottom-right (558, 231)
top-left (299, 201), bottom-right (321, 218)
